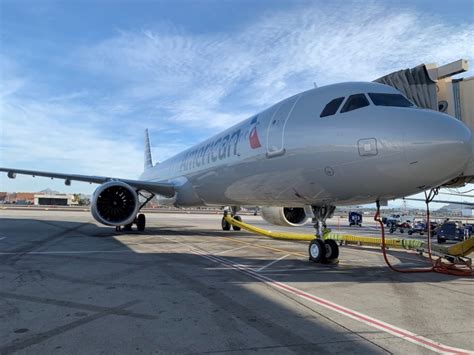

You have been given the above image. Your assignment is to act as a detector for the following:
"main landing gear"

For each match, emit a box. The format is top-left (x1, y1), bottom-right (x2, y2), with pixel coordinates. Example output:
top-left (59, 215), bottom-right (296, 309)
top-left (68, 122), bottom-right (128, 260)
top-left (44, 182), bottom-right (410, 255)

top-left (115, 191), bottom-right (155, 232)
top-left (308, 205), bottom-right (339, 264)
top-left (116, 213), bottom-right (146, 232)
top-left (221, 208), bottom-right (242, 231)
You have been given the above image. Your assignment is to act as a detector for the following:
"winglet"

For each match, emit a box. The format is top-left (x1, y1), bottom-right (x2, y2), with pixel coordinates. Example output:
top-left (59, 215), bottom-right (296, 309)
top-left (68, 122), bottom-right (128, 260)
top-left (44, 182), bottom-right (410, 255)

top-left (144, 129), bottom-right (153, 170)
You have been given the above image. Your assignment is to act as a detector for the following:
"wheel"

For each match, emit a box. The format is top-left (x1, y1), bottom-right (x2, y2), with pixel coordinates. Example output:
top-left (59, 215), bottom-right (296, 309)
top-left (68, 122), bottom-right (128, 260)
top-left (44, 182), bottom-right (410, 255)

top-left (308, 239), bottom-right (326, 263)
top-left (136, 214), bottom-right (146, 231)
top-left (408, 231), bottom-right (412, 235)
top-left (232, 215), bottom-right (242, 231)
top-left (221, 217), bottom-right (231, 231)
top-left (324, 239), bottom-right (339, 261)
top-left (437, 236), bottom-right (445, 244)
top-left (123, 223), bottom-right (133, 231)
top-left (400, 229), bottom-right (404, 233)
top-left (389, 227), bottom-right (395, 234)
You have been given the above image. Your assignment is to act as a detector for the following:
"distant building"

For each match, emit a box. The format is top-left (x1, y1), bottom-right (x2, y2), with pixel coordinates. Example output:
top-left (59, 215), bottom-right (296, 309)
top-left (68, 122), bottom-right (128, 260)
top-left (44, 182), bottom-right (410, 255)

top-left (0, 191), bottom-right (79, 206)
top-left (2, 192), bottom-right (35, 204)
top-left (34, 194), bottom-right (75, 206)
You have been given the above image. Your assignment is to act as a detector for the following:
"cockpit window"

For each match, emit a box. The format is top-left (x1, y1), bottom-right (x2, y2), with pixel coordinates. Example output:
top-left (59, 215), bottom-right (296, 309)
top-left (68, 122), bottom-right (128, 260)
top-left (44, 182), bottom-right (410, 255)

top-left (340, 94), bottom-right (370, 113)
top-left (320, 97), bottom-right (344, 117)
top-left (368, 93), bottom-right (413, 107)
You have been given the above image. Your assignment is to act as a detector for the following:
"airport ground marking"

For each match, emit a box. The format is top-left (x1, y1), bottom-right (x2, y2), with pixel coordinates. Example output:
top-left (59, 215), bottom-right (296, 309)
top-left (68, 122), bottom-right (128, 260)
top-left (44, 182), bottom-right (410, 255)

top-left (259, 267), bottom-right (318, 273)
top-left (0, 237), bottom-right (6, 241)
top-left (219, 234), bottom-right (427, 266)
top-left (255, 254), bottom-right (290, 272)
top-left (0, 250), bottom-right (133, 255)
top-left (215, 235), bottom-right (306, 257)
top-left (214, 245), bottom-right (248, 255)
top-left (165, 237), bottom-right (472, 355)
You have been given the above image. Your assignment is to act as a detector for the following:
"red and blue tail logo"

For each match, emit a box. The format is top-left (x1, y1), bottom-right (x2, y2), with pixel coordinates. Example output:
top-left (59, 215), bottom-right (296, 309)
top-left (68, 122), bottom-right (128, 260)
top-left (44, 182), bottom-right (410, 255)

top-left (249, 116), bottom-right (261, 149)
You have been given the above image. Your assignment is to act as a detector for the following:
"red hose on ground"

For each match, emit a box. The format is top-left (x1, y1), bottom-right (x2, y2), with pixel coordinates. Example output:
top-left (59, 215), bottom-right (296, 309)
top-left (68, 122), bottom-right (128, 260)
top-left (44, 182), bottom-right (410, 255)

top-left (374, 197), bottom-right (472, 276)
top-left (374, 207), bottom-right (433, 273)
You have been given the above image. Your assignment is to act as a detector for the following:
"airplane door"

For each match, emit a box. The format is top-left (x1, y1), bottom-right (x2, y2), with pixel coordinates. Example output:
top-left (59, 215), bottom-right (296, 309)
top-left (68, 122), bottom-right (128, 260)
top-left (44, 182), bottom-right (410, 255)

top-left (266, 94), bottom-right (301, 158)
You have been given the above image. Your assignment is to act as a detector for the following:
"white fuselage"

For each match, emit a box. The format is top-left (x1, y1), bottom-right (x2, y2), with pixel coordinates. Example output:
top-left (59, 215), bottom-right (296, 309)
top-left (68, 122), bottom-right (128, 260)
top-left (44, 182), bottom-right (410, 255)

top-left (140, 82), bottom-right (472, 208)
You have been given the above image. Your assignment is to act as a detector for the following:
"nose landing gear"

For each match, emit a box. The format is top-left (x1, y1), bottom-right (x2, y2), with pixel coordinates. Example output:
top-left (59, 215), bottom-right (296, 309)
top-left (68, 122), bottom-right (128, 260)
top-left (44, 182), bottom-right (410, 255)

top-left (222, 208), bottom-right (242, 231)
top-left (308, 205), bottom-right (339, 264)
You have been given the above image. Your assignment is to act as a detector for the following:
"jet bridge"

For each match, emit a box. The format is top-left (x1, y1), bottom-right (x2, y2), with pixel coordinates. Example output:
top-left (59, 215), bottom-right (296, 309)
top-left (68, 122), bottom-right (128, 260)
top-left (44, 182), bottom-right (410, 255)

top-left (375, 59), bottom-right (474, 184)
top-left (374, 59), bottom-right (472, 120)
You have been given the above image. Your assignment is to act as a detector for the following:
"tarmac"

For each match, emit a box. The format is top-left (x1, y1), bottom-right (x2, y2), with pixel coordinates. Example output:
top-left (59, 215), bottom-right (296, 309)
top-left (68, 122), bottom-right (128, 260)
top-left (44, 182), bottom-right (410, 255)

top-left (0, 209), bottom-right (472, 354)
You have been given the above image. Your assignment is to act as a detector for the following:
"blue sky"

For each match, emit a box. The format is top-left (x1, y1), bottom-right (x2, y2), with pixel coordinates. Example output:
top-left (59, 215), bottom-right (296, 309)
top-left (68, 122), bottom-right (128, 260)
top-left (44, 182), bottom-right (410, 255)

top-left (1, 0), bottom-right (473, 207)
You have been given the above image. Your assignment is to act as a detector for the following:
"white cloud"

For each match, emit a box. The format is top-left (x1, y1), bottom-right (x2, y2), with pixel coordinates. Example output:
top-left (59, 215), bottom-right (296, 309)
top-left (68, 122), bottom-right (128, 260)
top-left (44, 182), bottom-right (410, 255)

top-left (76, 2), bottom-right (473, 129)
top-left (1, 98), bottom-right (142, 177)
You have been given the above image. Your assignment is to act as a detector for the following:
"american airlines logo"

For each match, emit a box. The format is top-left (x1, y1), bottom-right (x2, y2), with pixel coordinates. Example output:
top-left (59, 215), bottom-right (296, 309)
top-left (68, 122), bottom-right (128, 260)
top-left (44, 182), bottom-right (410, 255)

top-left (249, 116), bottom-right (261, 149)
top-left (180, 129), bottom-right (242, 172)
top-left (179, 115), bottom-right (263, 172)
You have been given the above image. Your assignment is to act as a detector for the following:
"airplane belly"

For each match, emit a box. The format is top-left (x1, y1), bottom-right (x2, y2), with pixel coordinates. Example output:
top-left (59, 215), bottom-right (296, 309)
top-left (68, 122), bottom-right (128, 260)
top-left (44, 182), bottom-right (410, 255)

top-left (189, 154), bottom-right (333, 206)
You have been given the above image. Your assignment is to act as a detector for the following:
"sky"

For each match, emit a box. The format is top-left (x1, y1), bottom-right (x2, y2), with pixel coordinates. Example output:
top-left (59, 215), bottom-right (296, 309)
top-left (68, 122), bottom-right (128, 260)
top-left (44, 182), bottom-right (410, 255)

top-left (0, 0), bottom-right (473, 208)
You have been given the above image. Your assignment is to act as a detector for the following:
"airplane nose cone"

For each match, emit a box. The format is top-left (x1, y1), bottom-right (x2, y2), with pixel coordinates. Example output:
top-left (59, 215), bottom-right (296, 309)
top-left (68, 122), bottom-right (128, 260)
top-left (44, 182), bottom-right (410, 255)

top-left (404, 111), bottom-right (472, 186)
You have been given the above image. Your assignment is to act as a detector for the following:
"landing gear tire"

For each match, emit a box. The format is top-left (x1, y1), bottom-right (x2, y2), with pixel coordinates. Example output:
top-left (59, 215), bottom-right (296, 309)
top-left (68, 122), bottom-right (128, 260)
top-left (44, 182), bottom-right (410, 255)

top-left (308, 239), bottom-right (326, 263)
top-left (123, 223), bottom-right (133, 232)
top-left (136, 214), bottom-right (146, 231)
top-left (232, 216), bottom-right (242, 231)
top-left (221, 217), bottom-right (231, 231)
top-left (323, 239), bottom-right (339, 261)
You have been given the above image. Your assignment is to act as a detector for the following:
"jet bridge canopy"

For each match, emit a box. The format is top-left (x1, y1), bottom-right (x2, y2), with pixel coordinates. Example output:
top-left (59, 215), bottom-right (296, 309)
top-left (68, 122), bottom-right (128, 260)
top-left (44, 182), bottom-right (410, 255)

top-left (374, 59), bottom-right (472, 124)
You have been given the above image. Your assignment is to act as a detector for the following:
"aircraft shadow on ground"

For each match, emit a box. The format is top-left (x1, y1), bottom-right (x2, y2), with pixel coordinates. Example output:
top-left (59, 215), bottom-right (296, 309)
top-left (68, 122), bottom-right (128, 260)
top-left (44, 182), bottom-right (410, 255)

top-left (0, 218), bottom-right (462, 285)
top-left (0, 219), bottom-right (405, 354)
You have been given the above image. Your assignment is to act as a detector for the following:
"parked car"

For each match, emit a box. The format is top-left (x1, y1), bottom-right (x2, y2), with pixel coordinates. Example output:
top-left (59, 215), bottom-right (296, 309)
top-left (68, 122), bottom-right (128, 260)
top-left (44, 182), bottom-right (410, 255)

top-left (436, 222), bottom-right (464, 243)
top-left (408, 222), bottom-right (425, 236)
top-left (385, 214), bottom-right (401, 227)
top-left (349, 212), bottom-right (362, 226)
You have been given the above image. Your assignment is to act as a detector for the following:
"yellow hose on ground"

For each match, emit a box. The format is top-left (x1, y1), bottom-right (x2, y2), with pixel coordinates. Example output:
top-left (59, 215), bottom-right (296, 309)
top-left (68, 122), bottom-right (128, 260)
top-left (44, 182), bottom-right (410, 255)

top-left (224, 215), bottom-right (474, 258)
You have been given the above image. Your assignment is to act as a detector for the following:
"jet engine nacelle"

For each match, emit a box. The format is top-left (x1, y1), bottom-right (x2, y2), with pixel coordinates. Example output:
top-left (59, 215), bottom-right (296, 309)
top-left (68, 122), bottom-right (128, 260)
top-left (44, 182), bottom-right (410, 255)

top-left (260, 207), bottom-right (309, 227)
top-left (91, 181), bottom-right (139, 226)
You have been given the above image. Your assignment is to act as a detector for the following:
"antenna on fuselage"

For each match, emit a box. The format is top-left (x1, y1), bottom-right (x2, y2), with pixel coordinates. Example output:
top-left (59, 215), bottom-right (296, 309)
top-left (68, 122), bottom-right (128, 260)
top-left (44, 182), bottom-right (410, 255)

top-left (144, 128), bottom-right (153, 170)
top-left (313, 82), bottom-right (318, 88)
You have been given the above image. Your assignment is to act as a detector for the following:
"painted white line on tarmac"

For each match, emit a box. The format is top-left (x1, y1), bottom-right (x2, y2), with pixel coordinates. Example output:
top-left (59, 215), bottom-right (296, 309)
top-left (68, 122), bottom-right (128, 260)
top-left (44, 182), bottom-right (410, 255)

top-left (255, 254), bottom-right (290, 272)
top-left (0, 237), bottom-right (6, 241)
top-left (0, 250), bottom-right (133, 255)
top-left (260, 267), bottom-right (318, 273)
top-left (165, 236), bottom-right (472, 355)
top-left (214, 245), bottom-right (248, 255)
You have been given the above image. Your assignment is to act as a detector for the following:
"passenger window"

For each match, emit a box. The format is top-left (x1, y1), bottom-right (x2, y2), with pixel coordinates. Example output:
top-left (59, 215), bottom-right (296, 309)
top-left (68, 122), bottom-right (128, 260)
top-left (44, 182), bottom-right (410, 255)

top-left (368, 93), bottom-right (413, 107)
top-left (340, 94), bottom-right (370, 113)
top-left (320, 97), bottom-right (344, 117)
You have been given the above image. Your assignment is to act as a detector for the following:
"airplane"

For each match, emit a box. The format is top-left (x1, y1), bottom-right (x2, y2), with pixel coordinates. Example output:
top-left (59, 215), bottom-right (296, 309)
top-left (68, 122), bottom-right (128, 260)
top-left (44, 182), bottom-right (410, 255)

top-left (2, 82), bottom-right (473, 264)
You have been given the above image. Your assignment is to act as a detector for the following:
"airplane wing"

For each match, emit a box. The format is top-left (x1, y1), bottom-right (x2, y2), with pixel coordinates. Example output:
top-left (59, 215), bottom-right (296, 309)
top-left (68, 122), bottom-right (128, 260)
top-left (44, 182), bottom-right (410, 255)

top-left (403, 197), bottom-right (474, 206)
top-left (0, 167), bottom-right (175, 197)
